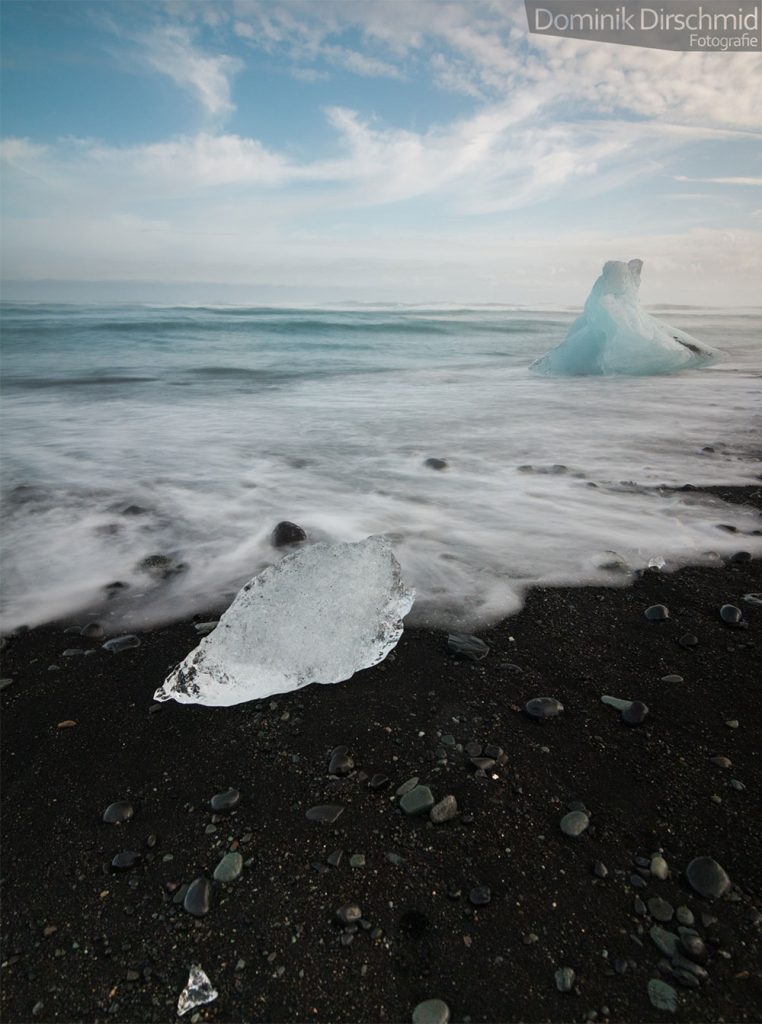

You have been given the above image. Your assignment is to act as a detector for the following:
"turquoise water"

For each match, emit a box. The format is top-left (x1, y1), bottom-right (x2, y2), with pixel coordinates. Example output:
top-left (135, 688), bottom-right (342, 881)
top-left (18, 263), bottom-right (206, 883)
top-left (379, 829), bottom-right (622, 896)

top-left (1, 303), bottom-right (760, 631)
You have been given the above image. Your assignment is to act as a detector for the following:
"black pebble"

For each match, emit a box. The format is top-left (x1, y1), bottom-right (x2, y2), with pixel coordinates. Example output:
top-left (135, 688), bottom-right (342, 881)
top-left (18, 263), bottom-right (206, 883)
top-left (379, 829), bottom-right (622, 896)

top-left (111, 850), bottom-right (141, 871)
top-left (183, 877), bottom-right (212, 917)
top-left (622, 700), bottom-right (649, 726)
top-left (103, 801), bottom-right (134, 824)
top-left (271, 521), bottom-right (306, 547)
top-left (210, 788), bottom-right (240, 812)
top-left (469, 885), bottom-right (492, 906)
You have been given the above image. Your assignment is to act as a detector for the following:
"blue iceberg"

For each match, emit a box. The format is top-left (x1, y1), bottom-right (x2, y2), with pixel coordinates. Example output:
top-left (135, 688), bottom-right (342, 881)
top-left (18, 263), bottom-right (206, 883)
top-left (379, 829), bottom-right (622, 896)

top-left (530, 260), bottom-right (718, 376)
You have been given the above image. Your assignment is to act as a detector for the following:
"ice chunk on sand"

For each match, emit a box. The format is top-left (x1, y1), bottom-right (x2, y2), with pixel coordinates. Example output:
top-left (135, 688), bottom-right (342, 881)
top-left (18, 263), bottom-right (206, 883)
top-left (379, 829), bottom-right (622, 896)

top-left (530, 259), bottom-right (717, 376)
top-left (154, 536), bottom-right (414, 707)
top-left (177, 965), bottom-right (218, 1016)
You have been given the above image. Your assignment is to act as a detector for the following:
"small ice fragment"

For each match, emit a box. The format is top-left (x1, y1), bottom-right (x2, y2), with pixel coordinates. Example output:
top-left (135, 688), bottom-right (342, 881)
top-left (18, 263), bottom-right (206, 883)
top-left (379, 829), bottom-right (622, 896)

top-left (177, 965), bottom-right (218, 1017)
top-left (530, 260), bottom-right (718, 376)
top-left (155, 536), bottom-right (414, 707)
top-left (102, 635), bottom-right (140, 653)
top-left (743, 593), bottom-right (762, 607)
top-left (648, 556), bottom-right (667, 570)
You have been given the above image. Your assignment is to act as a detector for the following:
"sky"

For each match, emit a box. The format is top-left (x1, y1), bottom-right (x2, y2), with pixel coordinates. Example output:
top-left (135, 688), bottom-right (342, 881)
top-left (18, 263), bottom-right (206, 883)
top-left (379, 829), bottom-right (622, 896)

top-left (1, 0), bottom-right (761, 305)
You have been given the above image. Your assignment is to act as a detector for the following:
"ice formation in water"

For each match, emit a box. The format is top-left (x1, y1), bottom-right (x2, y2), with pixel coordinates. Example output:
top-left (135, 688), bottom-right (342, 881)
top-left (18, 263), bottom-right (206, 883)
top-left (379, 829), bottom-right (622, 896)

top-left (530, 259), bottom-right (718, 376)
top-left (154, 536), bottom-right (414, 707)
top-left (177, 965), bottom-right (218, 1017)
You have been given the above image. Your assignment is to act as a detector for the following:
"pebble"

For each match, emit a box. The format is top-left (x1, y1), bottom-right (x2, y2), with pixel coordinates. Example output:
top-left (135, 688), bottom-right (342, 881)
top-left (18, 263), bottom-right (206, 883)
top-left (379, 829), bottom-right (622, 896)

top-left (103, 801), bottom-right (134, 824)
top-left (650, 855), bottom-right (669, 880)
top-left (271, 521), bottom-right (306, 546)
top-left (412, 998), bottom-right (450, 1024)
top-left (424, 458), bottom-right (448, 471)
top-left (650, 926), bottom-right (680, 957)
top-left (686, 856), bottom-right (731, 899)
top-left (430, 795), bottom-right (458, 823)
top-left (719, 604), bottom-right (743, 624)
top-left (725, 719), bottom-right (739, 729)
top-left (368, 773), bottom-right (390, 790)
top-left (560, 810), bottom-right (589, 837)
top-left (729, 550), bottom-right (751, 562)
top-left (555, 966), bottom-right (575, 992)
top-left (710, 755), bottom-right (732, 768)
top-left (80, 622), bottom-right (104, 638)
top-left (102, 635), bottom-right (140, 653)
top-left (210, 788), bottom-right (240, 812)
top-left (400, 785), bottom-right (435, 816)
top-left (336, 904), bottom-right (362, 925)
top-left (62, 648), bottom-right (85, 657)
top-left (622, 700), bottom-right (649, 726)
top-left (675, 906), bottom-right (694, 927)
top-left (678, 633), bottom-right (699, 647)
top-left (464, 741), bottom-right (482, 757)
top-left (194, 621), bottom-right (219, 635)
top-left (648, 978), bottom-right (678, 1012)
top-left (183, 877), bottom-right (212, 916)
top-left (525, 696), bottom-right (564, 719)
top-left (111, 850), bottom-right (141, 871)
top-left (396, 777), bottom-right (420, 796)
top-left (470, 756), bottom-right (496, 771)
top-left (593, 861), bottom-right (608, 878)
top-left (349, 854), bottom-right (366, 868)
top-left (213, 851), bottom-right (243, 882)
top-left (326, 849), bottom-right (343, 867)
top-left (742, 592), bottom-right (762, 606)
top-left (601, 695), bottom-right (631, 711)
top-left (328, 751), bottom-right (354, 775)
top-left (644, 604), bottom-right (669, 621)
top-left (730, 778), bottom-right (746, 791)
top-left (306, 804), bottom-right (345, 823)
top-left (679, 933), bottom-right (707, 963)
top-left (648, 897), bottom-right (674, 922)
top-left (661, 674), bottom-right (683, 683)
top-left (469, 885), bottom-right (491, 906)
top-left (447, 633), bottom-right (490, 661)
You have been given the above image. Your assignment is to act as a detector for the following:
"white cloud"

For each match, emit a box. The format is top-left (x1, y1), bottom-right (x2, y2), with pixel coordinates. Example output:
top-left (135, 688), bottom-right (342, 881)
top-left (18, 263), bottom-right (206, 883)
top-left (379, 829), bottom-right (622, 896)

top-left (675, 175), bottom-right (762, 186)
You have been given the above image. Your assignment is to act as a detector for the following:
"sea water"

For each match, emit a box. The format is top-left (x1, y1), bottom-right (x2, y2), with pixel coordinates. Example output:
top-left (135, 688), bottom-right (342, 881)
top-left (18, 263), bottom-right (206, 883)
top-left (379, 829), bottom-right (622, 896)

top-left (1, 302), bottom-right (760, 632)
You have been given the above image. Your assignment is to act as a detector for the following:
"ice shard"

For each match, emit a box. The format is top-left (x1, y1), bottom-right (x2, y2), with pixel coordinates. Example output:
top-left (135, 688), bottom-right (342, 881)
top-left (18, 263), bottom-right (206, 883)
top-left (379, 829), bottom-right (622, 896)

top-left (177, 965), bottom-right (218, 1017)
top-left (530, 259), bottom-right (718, 376)
top-left (154, 536), bottom-right (414, 707)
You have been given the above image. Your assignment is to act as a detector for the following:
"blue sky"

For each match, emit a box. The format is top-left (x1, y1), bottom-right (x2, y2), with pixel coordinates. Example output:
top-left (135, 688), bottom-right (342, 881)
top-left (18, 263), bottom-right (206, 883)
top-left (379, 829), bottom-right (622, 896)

top-left (1, 0), bottom-right (761, 304)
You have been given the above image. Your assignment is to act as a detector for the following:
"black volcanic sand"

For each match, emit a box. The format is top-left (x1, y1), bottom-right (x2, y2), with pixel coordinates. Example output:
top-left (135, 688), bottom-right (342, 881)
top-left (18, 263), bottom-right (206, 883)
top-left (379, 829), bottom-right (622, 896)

top-left (2, 487), bottom-right (761, 1024)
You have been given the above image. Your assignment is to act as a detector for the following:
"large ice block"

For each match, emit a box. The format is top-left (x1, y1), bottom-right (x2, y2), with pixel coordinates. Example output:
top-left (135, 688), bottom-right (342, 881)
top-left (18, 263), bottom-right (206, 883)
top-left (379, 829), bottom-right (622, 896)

top-left (154, 536), bottom-right (414, 706)
top-left (530, 260), bottom-right (718, 376)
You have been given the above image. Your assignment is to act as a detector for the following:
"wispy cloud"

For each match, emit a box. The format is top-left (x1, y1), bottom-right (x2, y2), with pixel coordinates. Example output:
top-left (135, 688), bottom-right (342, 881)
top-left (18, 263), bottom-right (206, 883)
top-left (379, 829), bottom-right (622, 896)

top-left (674, 175), bottom-right (762, 186)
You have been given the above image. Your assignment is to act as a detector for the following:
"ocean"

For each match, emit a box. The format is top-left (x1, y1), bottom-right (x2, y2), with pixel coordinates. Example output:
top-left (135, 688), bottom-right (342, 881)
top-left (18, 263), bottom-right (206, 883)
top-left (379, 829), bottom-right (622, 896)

top-left (1, 302), bottom-right (760, 633)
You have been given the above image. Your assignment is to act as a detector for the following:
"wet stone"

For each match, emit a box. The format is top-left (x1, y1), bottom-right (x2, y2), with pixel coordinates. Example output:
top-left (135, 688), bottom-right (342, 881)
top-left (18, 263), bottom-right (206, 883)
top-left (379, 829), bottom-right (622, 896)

top-left (213, 851), bottom-right (243, 883)
top-left (730, 550), bottom-right (752, 562)
top-left (648, 897), bottom-right (674, 922)
top-left (424, 458), bottom-right (448, 471)
top-left (464, 741), bottom-right (483, 757)
top-left (183, 877), bottom-right (212, 917)
top-left (469, 885), bottom-right (491, 906)
top-left (271, 521), bottom-right (306, 547)
top-left (396, 777), bottom-right (420, 797)
top-left (650, 926), bottom-right (680, 958)
top-left (326, 849), bottom-right (343, 867)
top-left (678, 634), bottom-right (699, 648)
top-left (661, 674), bottom-right (683, 683)
top-left (102, 635), bottom-right (141, 654)
top-left (555, 967), bottom-right (575, 992)
top-left (412, 998), bottom-right (451, 1024)
top-left (645, 604), bottom-right (670, 621)
top-left (560, 811), bottom-right (589, 837)
top-left (622, 700), bottom-right (649, 726)
top-left (470, 757), bottom-right (496, 771)
top-left (430, 795), bottom-right (458, 823)
top-left (593, 861), bottom-right (608, 878)
top-left (400, 785), bottom-right (435, 816)
top-left (651, 855), bottom-right (669, 880)
top-left (648, 978), bottom-right (678, 1013)
top-left (368, 774), bottom-right (390, 790)
top-left (686, 856), bottom-right (731, 899)
top-left (679, 933), bottom-right (707, 963)
top-left (710, 755), bottom-right (731, 768)
top-left (447, 633), bottom-right (490, 661)
top-left (111, 850), bottom-right (141, 871)
top-left (306, 804), bottom-right (345, 823)
top-left (328, 752), bottom-right (355, 775)
top-left (676, 906), bottom-right (694, 927)
top-left (349, 854), bottom-right (366, 868)
top-left (103, 801), bottom-right (134, 824)
top-left (80, 622), bottom-right (104, 639)
top-left (719, 604), bottom-right (743, 625)
top-left (484, 743), bottom-right (503, 759)
top-left (525, 696), bottom-right (564, 720)
top-left (336, 904), bottom-right (362, 925)
top-left (210, 788), bottom-right (240, 812)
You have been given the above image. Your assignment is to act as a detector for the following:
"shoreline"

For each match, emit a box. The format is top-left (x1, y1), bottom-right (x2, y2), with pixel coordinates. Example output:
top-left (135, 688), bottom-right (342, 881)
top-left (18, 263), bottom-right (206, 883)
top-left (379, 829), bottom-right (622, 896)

top-left (1, 486), bottom-right (761, 1023)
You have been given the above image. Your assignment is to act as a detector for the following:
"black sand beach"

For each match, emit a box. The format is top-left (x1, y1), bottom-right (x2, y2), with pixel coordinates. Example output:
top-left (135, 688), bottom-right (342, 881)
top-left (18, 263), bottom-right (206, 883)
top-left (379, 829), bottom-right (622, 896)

top-left (1, 485), bottom-right (761, 1024)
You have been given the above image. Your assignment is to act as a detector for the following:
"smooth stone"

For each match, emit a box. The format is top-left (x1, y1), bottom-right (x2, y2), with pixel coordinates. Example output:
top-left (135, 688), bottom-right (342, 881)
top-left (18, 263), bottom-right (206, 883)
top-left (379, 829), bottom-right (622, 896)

top-left (661, 674), bottom-right (683, 683)
top-left (368, 773), bottom-right (390, 790)
top-left (400, 785), bottom-right (435, 816)
top-left (648, 979), bottom-right (678, 1013)
top-left (593, 861), bottom-right (608, 878)
top-left (560, 811), bottom-right (589, 837)
top-left (464, 741), bottom-right (483, 757)
top-left (424, 458), bottom-right (448, 471)
top-left (634, 896), bottom-right (647, 916)
top-left (679, 932), bottom-right (707, 962)
top-left (385, 852), bottom-right (405, 866)
top-left (470, 757), bottom-right (496, 771)
top-left (645, 604), bottom-right (669, 621)
top-left (80, 622), bottom-right (104, 638)
top-left (183, 877), bottom-right (212, 916)
top-left (671, 953), bottom-right (708, 980)
top-left (306, 804), bottom-right (345, 823)
top-left (328, 752), bottom-right (354, 775)
top-left (710, 755), bottom-right (731, 768)
top-left (525, 696), bottom-right (564, 719)
top-left (412, 998), bottom-right (450, 1024)
top-left (326, 849), bottom-right (343, 867)
top-left (62, 648), bottom-right (85, 657)
top-left (651, 855), bottom-right (669, 880)
top-left (678, 634), bottom-right (699, 647)
top-left (742, 592), bottom-right (762, 606)
top-left (447, 633), bottom-right (489, 661)
top-left (725, 719), bottom-right (739, 729)
top-left (650, 926), bottom-right (680, 957)
top-left (675, 906), bottom-right (694, 927)
top-left (111, 850), bottom-right (141, 871)
top-left (631, 874), bottom-right (647, 889)
top-left (730, 778), bottom-right (746, 791)
top-left (213, 851), bottom-right (243, 882)
top-left (601, 695), bottom-right (632, 711)
top-left (103, 801), bottom-right (134, 824)
top-left (622, 700), bottom-right (649, 726)
top-left (686, 856), bottom-right (731, 899)
top-left (555, 966), bottom-right (575, 992)
top-left (210, 788), bottom-right (240, 812)
top-left (336, 903), bottom-right (362, 925)
top-left (729, 550), bottom-right (752, 562)
top-left (396, 777), bottom-right (420, 796)
top-left (430, 795), bottom-right (458, 823)
top-left (648, 897), bottom-right (674, 922)
top-left (102, 635), bottom-right (140, 653)
top-left (719, 604), bottom-right (742, 624)
top-left (469, 885), bottom-right (491, 906)
top-left (484, 743), bottom-right (503, 759)
top-left (441, 734), bottom-right (456, 747)
top-left (194, 621), bottom-right (219, 635)
top-left (271, 521), bottom-right (306, 547)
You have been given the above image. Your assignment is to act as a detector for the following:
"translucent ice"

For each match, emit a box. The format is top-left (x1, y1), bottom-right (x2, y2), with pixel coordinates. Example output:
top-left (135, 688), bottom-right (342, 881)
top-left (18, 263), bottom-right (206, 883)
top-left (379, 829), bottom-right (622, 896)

top-left (177, 965), bottom-right (218, 1017)
top-left (154, 536), bottom-right (414, 706)
top-left (530, 259), bottom-right (718, 376)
